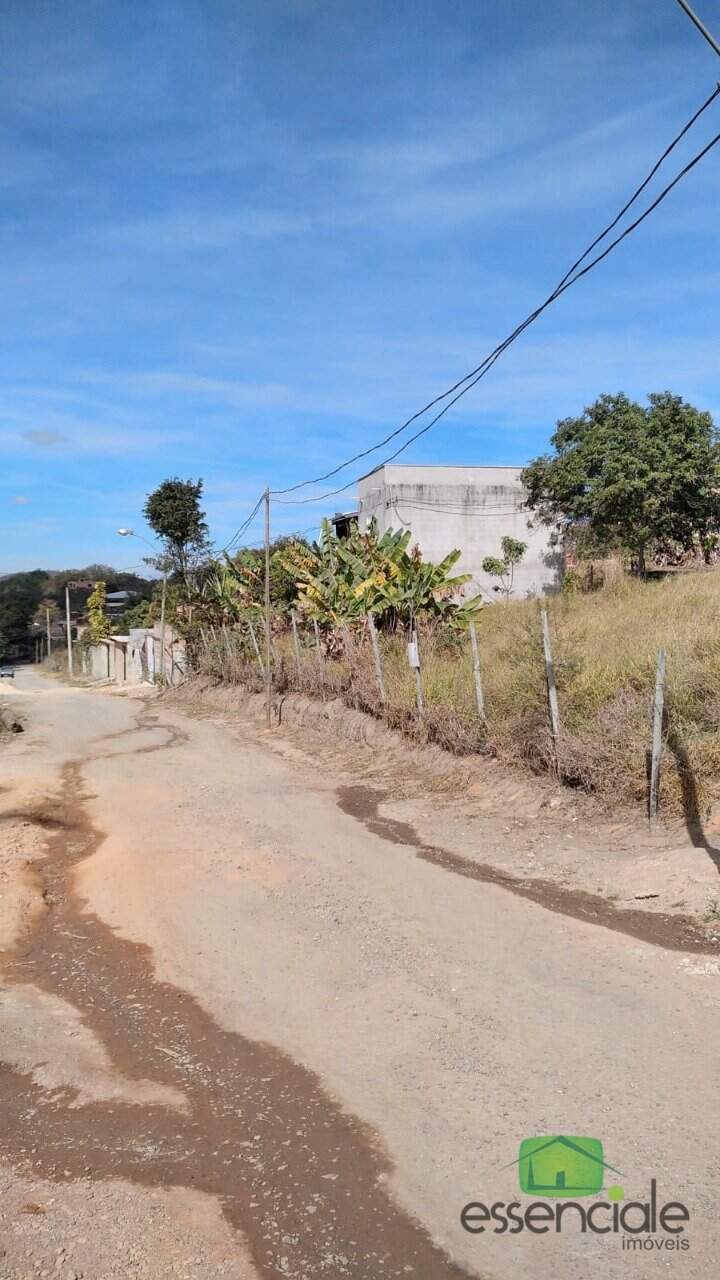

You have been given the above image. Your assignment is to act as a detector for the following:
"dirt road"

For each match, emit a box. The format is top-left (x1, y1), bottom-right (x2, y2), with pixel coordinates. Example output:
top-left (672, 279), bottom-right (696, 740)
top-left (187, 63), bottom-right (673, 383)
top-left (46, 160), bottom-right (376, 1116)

top-left (0, 670), bottom-right (717, 1279)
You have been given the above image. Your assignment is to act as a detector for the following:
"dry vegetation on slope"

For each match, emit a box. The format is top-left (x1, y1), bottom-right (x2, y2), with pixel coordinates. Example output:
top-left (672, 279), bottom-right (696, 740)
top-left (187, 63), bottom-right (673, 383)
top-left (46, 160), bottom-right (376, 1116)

top-left (197, 569), bottom-right (720, 818)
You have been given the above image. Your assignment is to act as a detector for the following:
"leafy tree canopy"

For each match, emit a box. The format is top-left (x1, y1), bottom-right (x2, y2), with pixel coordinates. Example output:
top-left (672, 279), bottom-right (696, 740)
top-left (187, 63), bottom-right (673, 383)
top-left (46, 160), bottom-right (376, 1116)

top-left (0, 570), bottom-right (47, 660)
top-left (86, 581), bottom-right (112, 642)
top-left (143, 478), bottom-right (210, 582)
top-left (117, 599), bottom-right (152, 631)
top-left (199, 537), bottom-right (310, 628)
top-left (521, 392), bottom-right (720, 570)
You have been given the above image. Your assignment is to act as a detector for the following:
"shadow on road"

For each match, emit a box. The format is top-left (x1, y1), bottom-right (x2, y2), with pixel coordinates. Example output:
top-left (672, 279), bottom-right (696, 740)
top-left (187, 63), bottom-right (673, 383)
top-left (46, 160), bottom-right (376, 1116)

top-left (667, 729), bottom-right (720, 875)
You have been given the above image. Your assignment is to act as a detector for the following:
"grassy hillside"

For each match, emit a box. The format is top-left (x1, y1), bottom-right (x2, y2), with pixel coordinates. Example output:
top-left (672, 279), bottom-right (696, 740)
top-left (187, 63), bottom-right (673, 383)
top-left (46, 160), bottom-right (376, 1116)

top-left (445, 569), bottom-right (720, 814)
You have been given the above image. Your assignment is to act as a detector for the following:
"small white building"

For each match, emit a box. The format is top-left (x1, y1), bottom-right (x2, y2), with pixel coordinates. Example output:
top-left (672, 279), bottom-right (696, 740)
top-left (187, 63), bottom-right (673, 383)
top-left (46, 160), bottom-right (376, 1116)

top-left (356, 463), bottom-right (561, 600)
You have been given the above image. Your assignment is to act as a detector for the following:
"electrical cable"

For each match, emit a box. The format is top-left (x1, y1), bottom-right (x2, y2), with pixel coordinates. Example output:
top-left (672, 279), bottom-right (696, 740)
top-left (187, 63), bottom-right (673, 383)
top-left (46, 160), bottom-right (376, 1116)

top-left (271, 84), bottom-right (720, 499)
top-left (274, 114), bottom-right (720, 506)
top-left (217, 493), bottom-right (265, 554)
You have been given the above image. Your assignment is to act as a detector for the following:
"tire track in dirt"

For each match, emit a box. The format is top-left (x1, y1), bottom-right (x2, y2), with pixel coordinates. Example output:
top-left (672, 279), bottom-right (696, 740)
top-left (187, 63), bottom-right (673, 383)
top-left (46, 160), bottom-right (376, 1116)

top-left (336, 785), bottom-right (719, 955)
top-left (0, 713), bottom-right (478, 1280)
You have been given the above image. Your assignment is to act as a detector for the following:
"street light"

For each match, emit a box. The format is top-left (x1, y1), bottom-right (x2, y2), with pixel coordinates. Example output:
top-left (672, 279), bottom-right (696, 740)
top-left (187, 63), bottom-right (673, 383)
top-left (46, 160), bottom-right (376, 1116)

top-left (116, 528), bottom-right (168, 685)
top-left (117, 527), bottom-right (155, 549)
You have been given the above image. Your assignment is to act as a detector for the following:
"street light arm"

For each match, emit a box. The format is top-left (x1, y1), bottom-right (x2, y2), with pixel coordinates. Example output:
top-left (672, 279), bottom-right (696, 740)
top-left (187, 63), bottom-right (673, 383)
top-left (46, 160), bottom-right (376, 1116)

top-left (116, 528), bottom-right (159, 552)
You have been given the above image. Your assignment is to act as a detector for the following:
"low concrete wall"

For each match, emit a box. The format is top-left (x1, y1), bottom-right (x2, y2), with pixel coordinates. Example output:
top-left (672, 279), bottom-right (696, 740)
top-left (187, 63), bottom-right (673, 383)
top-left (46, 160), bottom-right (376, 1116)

top-left (82, 626), bottom-right (187, 686)
top-left (84, 642), bottom-right (111, 680)
top-left (152, 623), bottom-right (187, 686)
top-left (128, 630), bottom-right (151, 683)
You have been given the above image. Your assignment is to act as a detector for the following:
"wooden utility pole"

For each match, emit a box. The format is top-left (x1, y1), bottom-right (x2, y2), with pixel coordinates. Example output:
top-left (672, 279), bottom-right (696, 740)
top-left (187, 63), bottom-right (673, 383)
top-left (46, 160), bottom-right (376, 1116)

top-left (264, 488), bottom-right (272, 728)
top-left (158, 571), bottom-right (167, 685)
top-left (45, 607), bottom-right (52, 656)
top-left (65, 585), bottom-right (73, 678)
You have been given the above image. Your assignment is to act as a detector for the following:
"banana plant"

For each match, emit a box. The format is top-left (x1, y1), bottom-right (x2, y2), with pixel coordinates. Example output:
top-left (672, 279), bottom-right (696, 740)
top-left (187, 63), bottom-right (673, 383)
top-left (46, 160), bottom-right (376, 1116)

top-left (280, 519), bottom-right (482, 629)
top-left (201, 558), bottom-right (263, 625)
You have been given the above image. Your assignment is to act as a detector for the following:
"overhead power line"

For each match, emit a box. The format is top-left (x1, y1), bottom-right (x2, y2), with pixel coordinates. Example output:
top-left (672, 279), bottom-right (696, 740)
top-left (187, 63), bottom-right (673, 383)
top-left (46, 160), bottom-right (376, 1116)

top-left (226, 82), bottom-right (720, 542)
top-left (218, 492), bottom-right (265, 555)
top-left (271, 83), bottom-right (720, 502)
top-left (673, 0), bottom-right (720, 58)
top-left (272, 90), bottom-right (717, 506)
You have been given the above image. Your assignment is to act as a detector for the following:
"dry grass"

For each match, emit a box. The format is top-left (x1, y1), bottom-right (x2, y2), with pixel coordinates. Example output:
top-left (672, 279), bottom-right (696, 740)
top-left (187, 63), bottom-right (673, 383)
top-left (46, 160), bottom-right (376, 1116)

top-left (195, 569), bottom-right (720, 816)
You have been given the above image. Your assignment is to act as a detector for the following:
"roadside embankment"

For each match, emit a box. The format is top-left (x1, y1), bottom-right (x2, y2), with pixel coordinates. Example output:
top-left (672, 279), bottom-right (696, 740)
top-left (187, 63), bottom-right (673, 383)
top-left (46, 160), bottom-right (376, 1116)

top-left (194, 569), bottom-right (720, 821)
top-left (164, 676), bottom-right (720, 942)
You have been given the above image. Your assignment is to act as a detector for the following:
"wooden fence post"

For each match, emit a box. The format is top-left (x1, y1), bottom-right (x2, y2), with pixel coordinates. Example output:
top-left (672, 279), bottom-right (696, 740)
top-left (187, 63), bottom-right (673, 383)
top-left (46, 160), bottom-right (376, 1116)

top-left (313, 619), bottom-right (322, 661)
top-left (468, 621), bottom-right (485, 721)
top-left (291, 610), bottom-right (302, 685)
top-left (649, 648), bottom-right (666, 826)
top-left (407, 627), bottom-right (424, 716)
top-left (540, 608), bottom-right (560, 765)
top-left (247, 617), bottom-right (265, 677)
top-left (367, 613), bottom-right (386, 703)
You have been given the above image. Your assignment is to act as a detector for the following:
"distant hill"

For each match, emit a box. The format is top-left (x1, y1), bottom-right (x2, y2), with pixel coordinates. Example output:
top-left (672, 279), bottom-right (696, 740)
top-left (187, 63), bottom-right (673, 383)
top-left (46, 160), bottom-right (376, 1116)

top-left (0, 566), bottom-right (155, 662)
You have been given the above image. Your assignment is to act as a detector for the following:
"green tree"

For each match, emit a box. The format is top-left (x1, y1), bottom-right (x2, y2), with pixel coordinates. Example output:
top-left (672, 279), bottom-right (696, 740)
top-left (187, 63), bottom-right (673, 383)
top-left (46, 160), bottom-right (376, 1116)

top-left (117, 599), bottom-right (152, 631)
top-left (0, 570), bottom-right (47, 661)
top-left (231, 537), bottom-right (308, 612)
top-left (522, 392), bottom-right (720, 574)
top-left (143, 478), bottom-right (211, 587)
top-left (86, 582), bottom-right (112, 641)
top-left (482, 537), bottom-right (527, 599)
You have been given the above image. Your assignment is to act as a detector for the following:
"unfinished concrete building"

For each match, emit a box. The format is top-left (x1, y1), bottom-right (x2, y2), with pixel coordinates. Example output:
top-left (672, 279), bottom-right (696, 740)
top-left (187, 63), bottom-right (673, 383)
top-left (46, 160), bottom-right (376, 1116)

top-left (354, 463), bottom-right (561, 600)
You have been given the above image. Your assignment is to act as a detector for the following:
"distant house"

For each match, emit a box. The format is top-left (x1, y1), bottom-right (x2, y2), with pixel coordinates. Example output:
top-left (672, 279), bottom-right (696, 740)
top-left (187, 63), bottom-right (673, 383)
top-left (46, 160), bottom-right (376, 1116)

top-left (329, 511), bottom-right (359, 539)
top-left (105, 590), bottom-right (140, 614)
top-left (355, 463), bottom-right (561, 600)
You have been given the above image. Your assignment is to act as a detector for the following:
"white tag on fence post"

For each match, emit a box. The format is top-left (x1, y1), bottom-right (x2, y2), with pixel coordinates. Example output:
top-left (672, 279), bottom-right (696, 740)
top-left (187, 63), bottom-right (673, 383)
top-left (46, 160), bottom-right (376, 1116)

top-left (406, 639), bottom-right (420, 669)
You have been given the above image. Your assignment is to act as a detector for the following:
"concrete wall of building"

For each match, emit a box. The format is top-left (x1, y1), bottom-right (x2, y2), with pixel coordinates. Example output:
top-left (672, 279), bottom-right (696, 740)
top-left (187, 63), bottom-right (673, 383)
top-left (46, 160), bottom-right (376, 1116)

top-left (81, 626), bottom-right (183, 687)
top-left (127, 629), bottom-right (151, 683)
top-left (151, 623), bottom-right (187, 686)
top-left (109, 638), bottom-right (127, 683)
top-left (357, 464), bottom-right (561, 600)
top-left (83, 642), bottom-right (111, 680)
top-left (84, 634), bottom-right (149, 684)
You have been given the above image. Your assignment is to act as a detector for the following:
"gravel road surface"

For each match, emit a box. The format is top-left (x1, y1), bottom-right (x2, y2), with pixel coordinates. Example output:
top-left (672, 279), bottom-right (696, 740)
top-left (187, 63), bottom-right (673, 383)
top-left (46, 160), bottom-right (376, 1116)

top-left (0, 669), bottom-right (717, 1279)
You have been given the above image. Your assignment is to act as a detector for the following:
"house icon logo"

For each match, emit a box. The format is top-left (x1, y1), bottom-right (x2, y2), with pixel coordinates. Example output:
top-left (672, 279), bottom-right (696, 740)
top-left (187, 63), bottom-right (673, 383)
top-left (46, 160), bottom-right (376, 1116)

top-left (511, 1135), bottom-right (623, 1199)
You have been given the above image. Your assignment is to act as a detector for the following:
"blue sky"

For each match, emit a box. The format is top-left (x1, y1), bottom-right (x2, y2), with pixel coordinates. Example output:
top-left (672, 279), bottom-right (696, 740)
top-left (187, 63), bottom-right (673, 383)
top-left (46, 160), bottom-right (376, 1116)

top-left (2, 0), bottom-right (719, 571)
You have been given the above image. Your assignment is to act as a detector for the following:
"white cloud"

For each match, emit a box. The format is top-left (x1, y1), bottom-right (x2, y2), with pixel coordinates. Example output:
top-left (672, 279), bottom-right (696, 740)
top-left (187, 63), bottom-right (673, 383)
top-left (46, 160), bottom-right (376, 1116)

top-left (9, 494), bottom-right (31, 505)
top-left (101, 209), bottom-right (319, 251)
top-left (22, 429), bottom-right (67, 446)
top-left (0, 412), bottom-right (189, 460)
